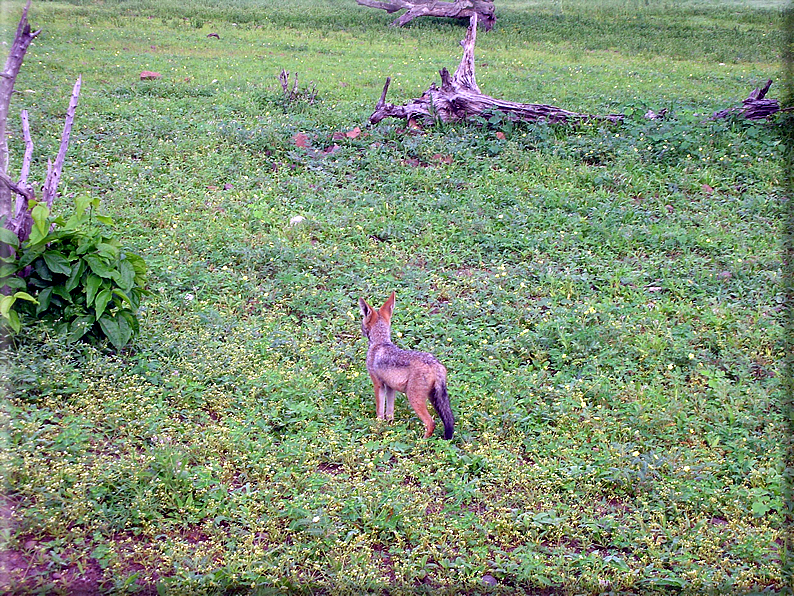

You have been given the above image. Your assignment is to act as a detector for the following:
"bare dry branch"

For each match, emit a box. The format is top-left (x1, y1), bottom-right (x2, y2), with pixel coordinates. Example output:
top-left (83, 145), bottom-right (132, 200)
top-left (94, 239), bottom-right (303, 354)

top-left (451, 13), bottom-right (480, 93)
top-left (11, 110), bottom-right (35, 236)
top-left (0, 171), bottom-right (33, 201)
top-left (19, 110), bottom-right (33, 186)
top-left (357, 0), bottom-right (496, 30)
top-left (41, 76), bottom-right (82, 208)
top-left (279, 69), bottom-right (289, 95)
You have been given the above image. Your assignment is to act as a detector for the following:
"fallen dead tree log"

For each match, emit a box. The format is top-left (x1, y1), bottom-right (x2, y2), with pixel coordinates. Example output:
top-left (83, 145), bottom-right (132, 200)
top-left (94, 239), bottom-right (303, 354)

top-left (369, 14), bottom-right (622, 126)
top-left (357, 0), bottom-right (496, 30)
top-left (370, 14), bottom-right (786, 128)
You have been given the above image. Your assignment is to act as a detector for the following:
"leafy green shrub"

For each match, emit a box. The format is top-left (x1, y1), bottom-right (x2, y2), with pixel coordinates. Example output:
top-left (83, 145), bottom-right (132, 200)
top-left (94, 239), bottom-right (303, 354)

top-left (3, 196), bottom-right (148, 350)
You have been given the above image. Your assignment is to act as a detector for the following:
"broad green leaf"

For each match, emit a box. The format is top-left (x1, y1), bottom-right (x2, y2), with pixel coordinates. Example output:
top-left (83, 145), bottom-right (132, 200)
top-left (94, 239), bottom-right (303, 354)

top-left (116, 314), bottom-right (133, 347)
top-left (64, 213), bottom-right (84, 230)
top-left (52, 285), bottom-right (72, 301)
top-left (95, 215), bottom-right (115, 226)
top-left (84, 255), bottom-right (115, 278)
top-left (0, 294), bottom-right (16, 317)
top-left (31, 203), bottom-right (50, 237)
top-left (96, 242), bottom-right (119, 260)
top-left (112, 288), bottom-right (132, 307)
top-left (124, 253), bottom-right (148, 277)
top-left (3, 277), bottom-right (25, 290)
top-left (12, 291), bottom-right (37, 303)
top-left (76, 235), bottom-right (99, 255)
top-left (86, 274), bottom-right (102, 306)
top-left (33, 259), bottom-right (52, 282)
top-left (0, 264), bottom-right (17, 278)
top-left (126, 288), bottom-right (142, 310)
top-left (98, 315), bottom-right (124, 350)
top-left (74, 195), bottom-right (92, 219)
top-left (65, 260), bottom-right (86, 292)
top-left (94, 288), bottom-right (113, 320)
top-left (117, 259), bottom-right (135, 291)
top-left (26, 225), bottom-right (47, 246)
top-left (118, 309), bottom-right (140, 335)
top-left (42, 251), bottom-right (73, 275)
top-left (18, 245), bottom-right (45, 269)
top-left (36, 287), bottom-right (53, 315)
top-left (0, 227), bottom-right (20, 249)
top-left (7, 309), bottom-right (20, 333)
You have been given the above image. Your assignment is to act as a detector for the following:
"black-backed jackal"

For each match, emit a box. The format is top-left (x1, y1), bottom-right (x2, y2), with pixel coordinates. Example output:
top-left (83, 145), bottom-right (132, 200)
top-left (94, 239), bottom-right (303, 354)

top-left (358, 292), bottom-right (454, 440)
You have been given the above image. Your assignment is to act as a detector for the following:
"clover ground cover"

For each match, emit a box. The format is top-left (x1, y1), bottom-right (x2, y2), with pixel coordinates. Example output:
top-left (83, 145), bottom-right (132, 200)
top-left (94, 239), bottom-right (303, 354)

top-left (1, 0), bottom-right (787, 593)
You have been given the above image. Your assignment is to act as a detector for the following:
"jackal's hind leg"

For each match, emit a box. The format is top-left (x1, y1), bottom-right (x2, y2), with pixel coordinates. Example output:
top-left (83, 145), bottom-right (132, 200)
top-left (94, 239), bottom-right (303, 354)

top-left (407, 391), bottom-right (436, 438)
top-left (371, 375), bottom-right (386, 419)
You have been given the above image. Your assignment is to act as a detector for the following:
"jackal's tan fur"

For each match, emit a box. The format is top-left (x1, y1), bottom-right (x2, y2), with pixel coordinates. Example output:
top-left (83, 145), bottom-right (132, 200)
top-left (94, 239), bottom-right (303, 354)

top-left (359, 292), bottom-right (455, 440)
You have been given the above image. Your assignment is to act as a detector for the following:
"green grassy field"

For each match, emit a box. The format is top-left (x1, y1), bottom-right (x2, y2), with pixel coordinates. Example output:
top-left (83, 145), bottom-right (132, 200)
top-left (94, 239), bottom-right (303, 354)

top-left (1, 0), bottom-right (789, 593)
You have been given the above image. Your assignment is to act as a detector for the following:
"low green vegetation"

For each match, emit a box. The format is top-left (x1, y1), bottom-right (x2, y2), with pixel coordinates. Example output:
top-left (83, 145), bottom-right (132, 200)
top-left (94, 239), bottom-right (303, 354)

top-left (1, 0), bottom-right (787, 593)
top-left (3, 196), bottom-right (148, 348)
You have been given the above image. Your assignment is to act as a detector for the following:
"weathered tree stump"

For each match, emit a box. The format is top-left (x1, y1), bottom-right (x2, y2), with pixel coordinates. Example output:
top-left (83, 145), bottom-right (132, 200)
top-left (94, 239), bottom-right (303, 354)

top-left (357, 0), bottom-right (496, 31)
top-left (711, 79), bottom-right (780, 120)
top-left (370, 14), bottom-right (622, 126)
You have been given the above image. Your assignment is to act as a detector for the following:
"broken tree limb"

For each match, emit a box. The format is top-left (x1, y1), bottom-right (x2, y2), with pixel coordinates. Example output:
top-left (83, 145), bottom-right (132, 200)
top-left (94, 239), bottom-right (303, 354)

top-left (9, 110), bottom-right (35, 241)
top-left (279, 68), bottom-right (317, 105)
top-left (711, 79), bottom-right (780, 120)
top-left (356, 0), bottom-right (496, 31)
top-left (19, 110), bottom-right (33, 186)
top-left (370, 14), bottom-right (622, 126)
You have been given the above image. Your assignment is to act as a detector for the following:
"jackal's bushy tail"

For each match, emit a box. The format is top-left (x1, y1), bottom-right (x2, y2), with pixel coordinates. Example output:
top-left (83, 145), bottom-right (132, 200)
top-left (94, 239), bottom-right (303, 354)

top-left (430, 380), bottom-right (454, 440)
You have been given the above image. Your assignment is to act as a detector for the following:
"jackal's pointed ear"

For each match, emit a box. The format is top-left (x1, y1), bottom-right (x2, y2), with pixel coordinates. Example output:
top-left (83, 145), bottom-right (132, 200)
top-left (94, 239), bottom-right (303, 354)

top-left (358, 297), bottom-right (373, 319)
top-left (380, 291), bottom-right (395, 320)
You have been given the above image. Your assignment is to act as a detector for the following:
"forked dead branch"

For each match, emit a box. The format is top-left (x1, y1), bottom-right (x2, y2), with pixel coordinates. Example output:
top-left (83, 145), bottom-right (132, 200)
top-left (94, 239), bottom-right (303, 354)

top-left (370, 14), bottom-right (623, 126)
top-left (356, 0), bottom-right (496, 30)
top-left (0, 1), bottom-right (81, 246)
top-left (279, 68), bottom-right (317, 106)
